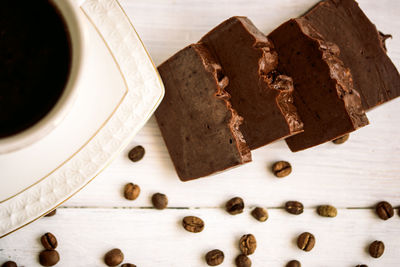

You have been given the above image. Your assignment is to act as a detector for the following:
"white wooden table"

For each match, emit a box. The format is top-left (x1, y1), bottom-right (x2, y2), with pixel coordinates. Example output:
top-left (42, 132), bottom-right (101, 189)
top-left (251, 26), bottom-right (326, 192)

top-left (1, 0), bottom-right (400, 266)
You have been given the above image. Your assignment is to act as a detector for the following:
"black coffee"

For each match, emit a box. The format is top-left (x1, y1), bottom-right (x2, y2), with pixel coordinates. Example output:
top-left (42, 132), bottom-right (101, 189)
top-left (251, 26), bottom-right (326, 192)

top-left (0, 0), bottom-right (71, 138)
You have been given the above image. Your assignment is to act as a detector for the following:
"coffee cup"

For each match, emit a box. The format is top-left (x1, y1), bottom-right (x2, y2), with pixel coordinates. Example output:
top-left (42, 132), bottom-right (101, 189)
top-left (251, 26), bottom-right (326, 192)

top-left (0, 0), bottom-right (86, 154)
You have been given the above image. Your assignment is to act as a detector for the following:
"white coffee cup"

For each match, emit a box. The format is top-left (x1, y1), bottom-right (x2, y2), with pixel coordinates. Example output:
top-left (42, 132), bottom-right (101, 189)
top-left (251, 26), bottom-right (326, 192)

top-left (0, 0), bottom-right (86, 154)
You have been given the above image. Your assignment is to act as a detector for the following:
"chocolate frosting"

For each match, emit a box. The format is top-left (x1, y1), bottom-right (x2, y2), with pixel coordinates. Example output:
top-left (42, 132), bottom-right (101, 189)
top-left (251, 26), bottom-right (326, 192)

top-left (201, 17), bottom-right (303, 150)
top-left (298, 18), bottom-right (368, 128)
top-left (155, 44), bottom-right (251, 181)
top-left (302, 0), bottom-right (400, 110)
top-left (378, 31), bottom-right (392, 52)
top-left (266, 72), bottom-right (303, 134)
top-left (269, 18), bottom-right (369, 152)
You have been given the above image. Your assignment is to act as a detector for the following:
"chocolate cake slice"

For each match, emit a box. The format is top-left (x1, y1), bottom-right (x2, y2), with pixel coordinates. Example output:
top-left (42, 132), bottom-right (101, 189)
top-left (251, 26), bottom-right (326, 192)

top-left (155, 44), bottom-right (251, 181)
top-left (200, 17), bottom-right (303, 150)
top-left (302, 0), bottom-right (400, 110)
top-left (268, 18), bottom-right (369, 152)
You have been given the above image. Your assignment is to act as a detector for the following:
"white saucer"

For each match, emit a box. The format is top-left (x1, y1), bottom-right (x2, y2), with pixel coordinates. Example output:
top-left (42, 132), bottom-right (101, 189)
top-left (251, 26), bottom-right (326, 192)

top-left (0, 0), bottom-right (164, 237)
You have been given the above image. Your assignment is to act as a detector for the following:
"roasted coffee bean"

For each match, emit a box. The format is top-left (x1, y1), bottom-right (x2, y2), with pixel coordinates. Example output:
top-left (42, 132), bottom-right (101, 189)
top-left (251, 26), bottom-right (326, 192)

top-left (152, 193), bottom-right (168, 209)
top-left (375, 201), bottom-right (394, 220)
top-left (44, 209), bottom-right (56, 217)
top-left (128, 145), bottom-right (145, 162)
top-left (124, 183), bottom-right (140, 200)
top-left (332, 134), bottom-right (349, 144)
top-left (369, 240), bottom-right (384, 258)
top-left (285, 201), bottom-right (304, 215)
top-left (226, 197), bottom-right (244, 215)
top-left (355, 265), bottom-right (368, 267)
top-left (235, 254), bottom-right (251, 267)
top-left (1, 261), bottom-right (17, 267)
top-left (121, 264), bottom-right (136, 267)
top-left (104, 248), bottom-right (124, 266)
top-left (205, 249), bottom-right (224, 266)
top-left (272, 161), bottom-right (292, 177)
top-left (39, 250), bottom-right (60, 266)
top-left (239, 234), bottom-right (257, 255)
top-left (182, 216), bottom-right (204, 233)
top-left (40, 232), bottom-right (58, 250)
top-left (286, 260), bottom-right (301, 267)
top-left (251, 207), bottom-right (268, 222)
top-left (297, 232), bottom-right (315, 252)
top-left (317, 205), bottom-right (337, 218)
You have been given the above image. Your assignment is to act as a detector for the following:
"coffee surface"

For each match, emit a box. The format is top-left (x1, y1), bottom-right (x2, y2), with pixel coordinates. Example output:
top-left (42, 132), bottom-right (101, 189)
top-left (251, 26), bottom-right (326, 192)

top-left (0, 0), bottom-right (71, 138)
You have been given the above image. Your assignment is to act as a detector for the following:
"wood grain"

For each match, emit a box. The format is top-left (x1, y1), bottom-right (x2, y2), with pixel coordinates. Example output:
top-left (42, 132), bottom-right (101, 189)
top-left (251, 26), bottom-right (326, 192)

top-left (1, 0), bottom-right (400, 266)
top-left (65, 98), bottom-right (400, 208)
top-left (1, 208), bottom-right (400, 266)
top-left (120, 0), bottom-right (400, 67)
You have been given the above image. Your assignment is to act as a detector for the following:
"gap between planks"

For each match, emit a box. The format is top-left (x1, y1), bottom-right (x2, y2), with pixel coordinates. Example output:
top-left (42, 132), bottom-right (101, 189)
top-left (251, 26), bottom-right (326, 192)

top-left (57, 206), bottom-right (392, 210)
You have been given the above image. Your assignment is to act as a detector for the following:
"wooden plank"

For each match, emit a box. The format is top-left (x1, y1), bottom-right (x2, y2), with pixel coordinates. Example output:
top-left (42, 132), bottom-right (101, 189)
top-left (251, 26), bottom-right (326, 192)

top-left (66, 97), bottom-right (400, 208)
top-left (2, 1), bottom-right (400, 266)
top-left (1, 208), bottom-right (399, 266)
top-left (58, 0), bottom-right (400, 208)
top-left (119, 0), bottom-right (400, 67)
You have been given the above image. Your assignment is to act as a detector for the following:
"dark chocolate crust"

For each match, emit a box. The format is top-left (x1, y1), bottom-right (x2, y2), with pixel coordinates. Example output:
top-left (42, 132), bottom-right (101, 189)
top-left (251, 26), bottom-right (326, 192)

top-left (200, 17), bottom-right (303, 150)
top-left (155, 44), bottom-right (251, 181)
top-left (302, 0), bottom-right (400, 110)
top-left (268, 18), bottom-right (369, 152)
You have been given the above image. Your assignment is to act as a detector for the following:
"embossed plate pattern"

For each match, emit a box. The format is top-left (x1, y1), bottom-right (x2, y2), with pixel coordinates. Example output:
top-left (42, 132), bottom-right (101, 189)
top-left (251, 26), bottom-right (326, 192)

top-left (0, 0), bottom-right (164, 237)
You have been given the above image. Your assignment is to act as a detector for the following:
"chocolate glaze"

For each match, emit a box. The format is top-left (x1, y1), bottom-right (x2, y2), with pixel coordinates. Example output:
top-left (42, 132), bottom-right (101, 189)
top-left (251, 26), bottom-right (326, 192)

top-left (155, 44), bottom-right (251, 181)
top-left (378, 32), bottom-right (392, 52)
top-left (200, 17), bottom-right (303, 150)
top-left (302, 0), bottom-right (400, 110)
top-left (268, 18), bottom-right (369, 152)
